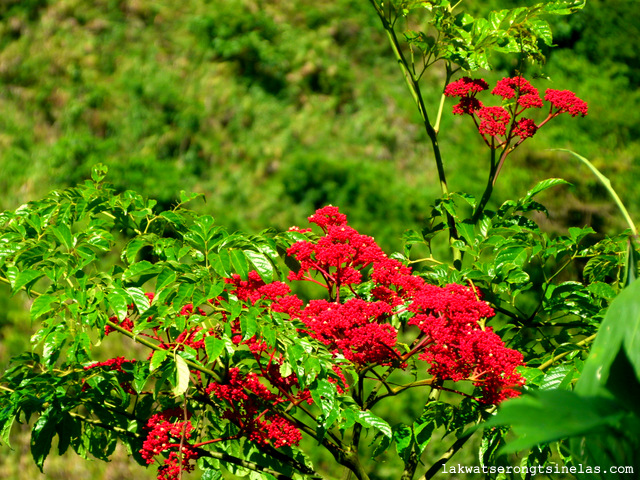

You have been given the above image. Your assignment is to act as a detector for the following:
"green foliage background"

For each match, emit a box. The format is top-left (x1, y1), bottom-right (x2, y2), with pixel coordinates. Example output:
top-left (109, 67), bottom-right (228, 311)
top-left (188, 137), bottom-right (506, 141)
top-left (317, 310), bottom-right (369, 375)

top-left (0, 0), bottom-right (638, 478)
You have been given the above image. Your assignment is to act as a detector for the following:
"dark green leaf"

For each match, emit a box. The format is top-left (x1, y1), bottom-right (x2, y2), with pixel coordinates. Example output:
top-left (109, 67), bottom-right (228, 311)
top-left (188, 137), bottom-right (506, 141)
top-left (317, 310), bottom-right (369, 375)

top-left (31, 407), bottom-right (59, 472)
top-left (0, 405), bottom-right (16, 447)
top-left (393, 424), bottom-right (413, 462)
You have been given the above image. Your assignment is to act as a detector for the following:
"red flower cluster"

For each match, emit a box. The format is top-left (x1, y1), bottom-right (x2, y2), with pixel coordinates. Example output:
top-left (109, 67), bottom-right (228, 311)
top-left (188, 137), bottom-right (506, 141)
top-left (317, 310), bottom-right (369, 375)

top-left (492, 76), bottom-right (543, 109)
top-left (99, 205), bottom-right (527, 480)
top-left (225, 271), bottom-right (302, 316)
top-left (545, 89), bottom-right (588, 117)
top-left (282, 206), bottom-right (524, 402)
top-left (84, 356), bottom-right (136, 372)
top-left (477, 106), bottom-right (511, 137)
top-left (287, 206), bottom-right (387, 293)
top-left (444, 77), bottom-right (489, 97)
top-left (83, 356), bottom-right (137, 393)
top-left (445, 75), bottom-right (587, 149)
top-left (207, 368), bottom-right (302, 448)
top-left (407, 284), bottom-right (524, 403)
top-left (140, 409), bottom-right (198, 480)
top-left (104, 315), bottom-right (134, 335)
top-left (298, 298), bottom-right (399, 365)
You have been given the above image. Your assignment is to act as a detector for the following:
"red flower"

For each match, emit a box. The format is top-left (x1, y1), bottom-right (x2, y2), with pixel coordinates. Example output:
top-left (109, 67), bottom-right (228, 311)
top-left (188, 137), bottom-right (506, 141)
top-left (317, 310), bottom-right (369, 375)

top-left (307, 205), bottom-right (348, 230)
top-left (444, 77), bottom-right (489, 97)
top-left (452, 97), bottom-right (483, 115)
top-left (545, 89), bottom-right (588, 117)
top-left (492, 76), bottom-right (538, 100)
top-left (104, 315), bottom-right (133, 335)
top-left (477, 106), bottom-right (511, 137)
top-left (407, 284), bottom-right (523, 403)
top-left (207, 368), bottom-right (302, 448)
top-left (517, 93), bottom-right (543, 109)
top-left (140, 409), bottom-right (199, 480)
top-left (296, 298), bottom-right (399, 365)
top-left (513, 118), bottom-right (538, 139)
top-left (84, 356), bottom-right (136, 372)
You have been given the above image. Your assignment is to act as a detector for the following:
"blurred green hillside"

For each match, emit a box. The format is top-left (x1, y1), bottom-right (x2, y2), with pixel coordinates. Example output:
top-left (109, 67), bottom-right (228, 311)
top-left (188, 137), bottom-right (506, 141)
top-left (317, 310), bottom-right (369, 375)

top-left (0, 0), bottom-right (639, 478)
top-left (1, 0), bottom-right (638, 247)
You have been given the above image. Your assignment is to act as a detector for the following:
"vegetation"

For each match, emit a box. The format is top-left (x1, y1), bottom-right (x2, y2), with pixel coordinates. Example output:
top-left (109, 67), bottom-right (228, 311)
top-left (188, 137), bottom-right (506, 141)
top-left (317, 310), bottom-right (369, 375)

top-left (0, 0), bottom-right (639, 479)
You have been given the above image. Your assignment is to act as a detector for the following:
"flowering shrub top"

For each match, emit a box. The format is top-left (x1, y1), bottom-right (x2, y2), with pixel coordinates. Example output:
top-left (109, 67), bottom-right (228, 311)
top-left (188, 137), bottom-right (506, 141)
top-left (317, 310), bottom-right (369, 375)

top-left (445, 76), bottom-right (588, 149)
top-left (284, 206), bottom-right (525, 403)
top-left (80, 205), bottom-right (525, 480)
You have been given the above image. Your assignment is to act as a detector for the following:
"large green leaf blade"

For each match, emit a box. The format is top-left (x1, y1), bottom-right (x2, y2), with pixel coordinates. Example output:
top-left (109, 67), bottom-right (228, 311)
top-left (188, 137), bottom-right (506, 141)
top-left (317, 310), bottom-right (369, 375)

top-left (576, 278), bottom-right (640, 396)
top-left (483, 390), bottom-right (624, 454)
top-left (31, 406), bottom-right (59, 472)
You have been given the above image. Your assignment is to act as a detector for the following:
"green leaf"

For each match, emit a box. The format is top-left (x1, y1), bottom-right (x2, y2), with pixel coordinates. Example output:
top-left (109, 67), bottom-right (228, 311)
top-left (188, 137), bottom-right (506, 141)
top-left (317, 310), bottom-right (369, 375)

top-left (13, 269), bottom-right (44, 294)
top-left (585, 282), bottom-right (617, 300)
top-left (557, 149), bottom-right (636, 236)
top-left (352, 409), bottom-right (392, 439)
top-left (179, 190), bottom-right (205, 206)
top-left (457, 221), bottom-right (476, 247)
top-left (0, 405), bottom-right (16, 448)
top-left (149, 349), bottom-right (169, 372)
top-left (483, 390), bottom-right (624, 454)
top-left (204, 336), bottom-right (225, 363)
top-left (279, 362), bottom-right (293, 378)
top-left (132, 362), bottom-right (150, 394)
top-left (243, 249), bottom-right (274, 283)
top-left (240, 313), bottom-right (258, 340)
top-left (310, 378), bottom-right (340, 433)
top-left (576, 278), bottom-right (640, 396)
top-left (30, 295), bottom-right (57, 320)
top-left (211, 250), bottom-right (231, 277)
top-left (126, 287), bottom-right (151, 315)
top-left (156, 268), bottom-right (177, 291)
top-left (286, 344), bottom-right (305, 377)
top-left (31, 406), bottom-right (59, 472)
top-left (539, 364), bottom-right (574, 390)
top-left (393, 424), bottom-right (413, 462)
top-left (624, 239), bottom-right (639, 287)
top-left (123, 261), bottom-right (159, 280)
top-left (91, 163), bottom-right (108, 183)
top-left (541, 0), bottom-right (586, 15)
top-left (525, 178), bottom-right (570, 200)
top-left (123, 238), bottom-right (147, 264)
top-left (173, 354), bottom-right (190, 396)
top-left (53, 224), bottom-right (74, 250)
top-left (516, 366), bottom-right (545, 387)
top-left (159, 211), bottom-right (186, 229)
top-left (107, 292), bottom-right (128, 321)
top-left (56, 413), bottom-right (76, 456)
top-left (229, 249), bottom-right (249, 279)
